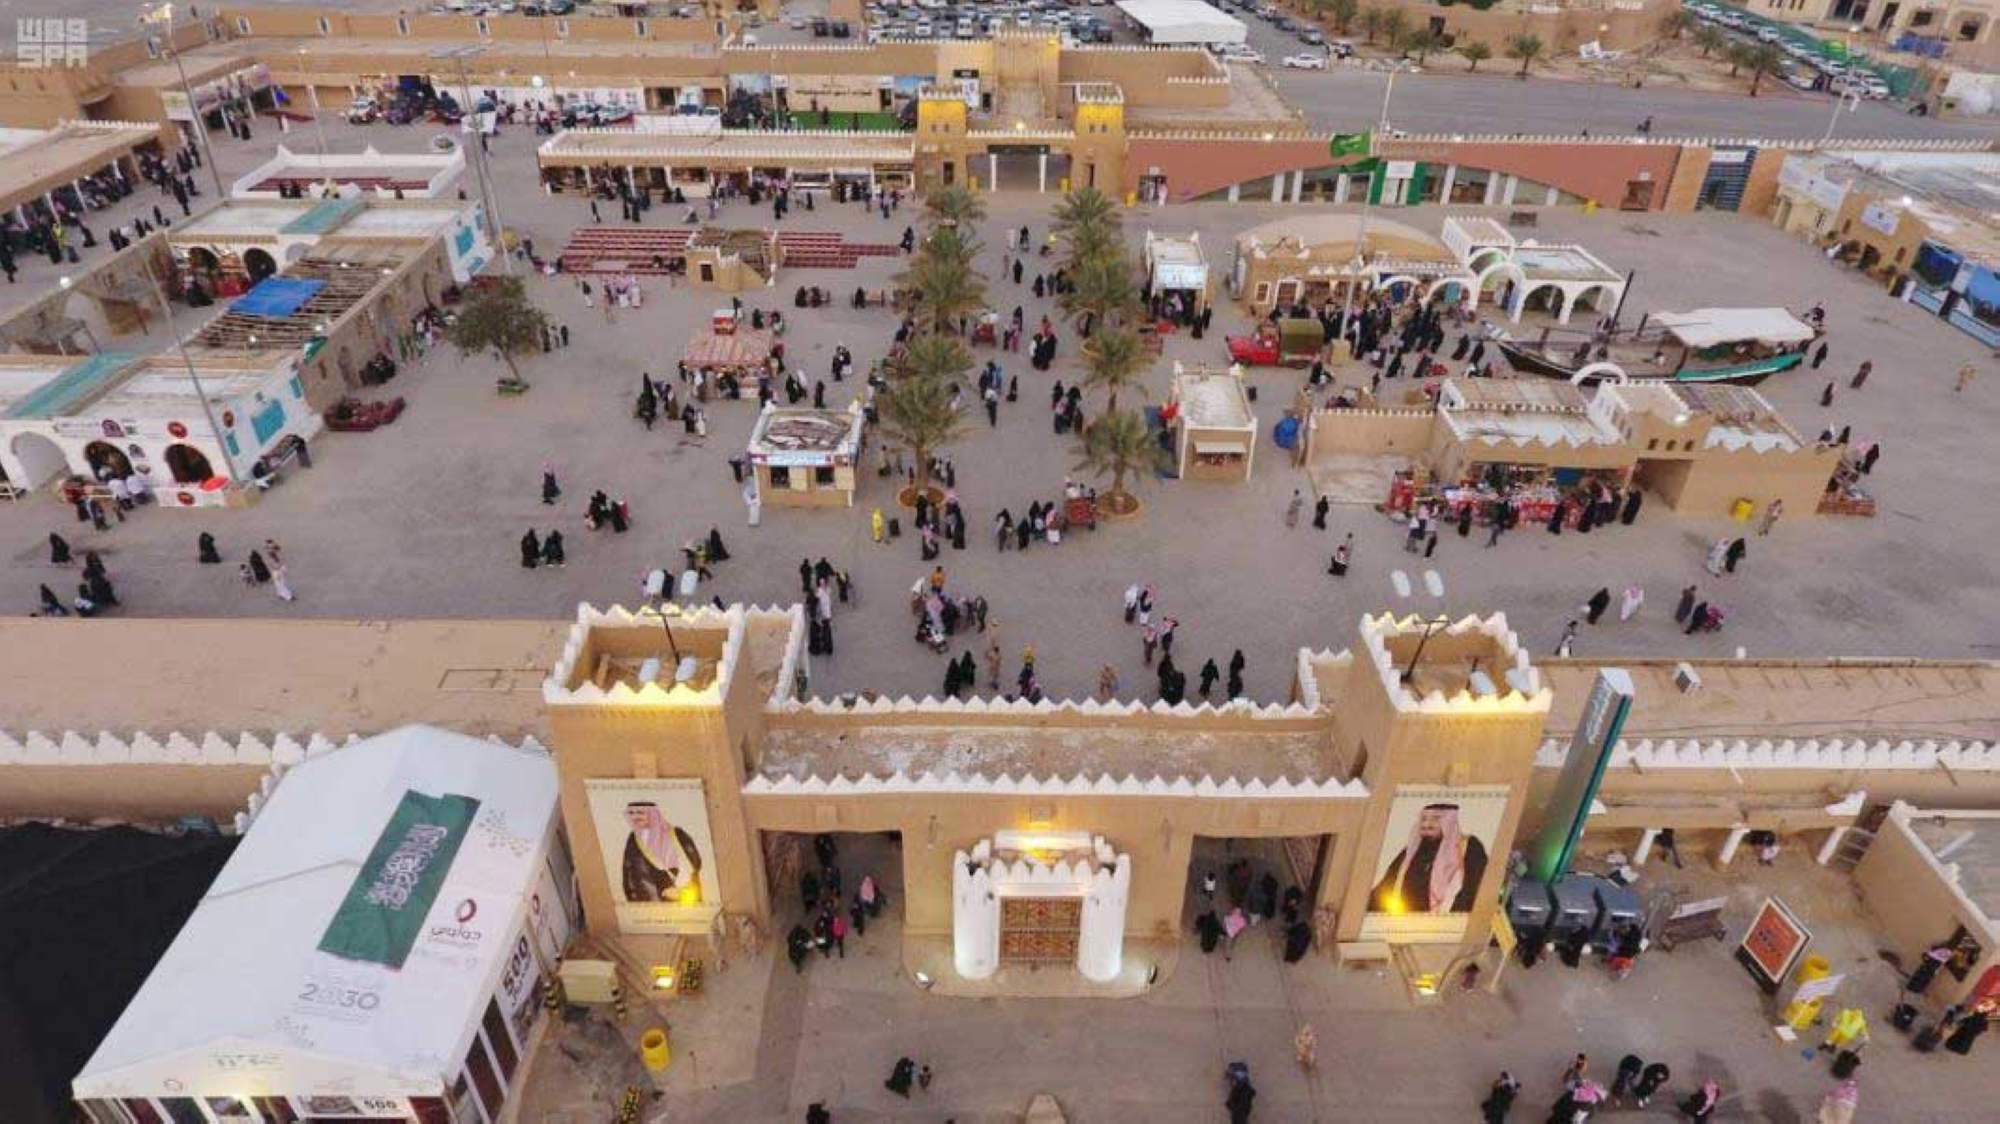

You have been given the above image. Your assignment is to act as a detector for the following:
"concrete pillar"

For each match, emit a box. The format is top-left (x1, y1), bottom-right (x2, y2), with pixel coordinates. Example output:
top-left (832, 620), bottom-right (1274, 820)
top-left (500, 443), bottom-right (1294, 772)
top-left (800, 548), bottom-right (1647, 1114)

top-left (1290, 170), bottom-right (1304, 203)
top-left (1545, 184), bottom-right (1560, 206)
top-left (1334, 174), bottom-right (1349, 204)
top-left (1269, 174), bottom-right (1283, 203)
top-left (1501, 176), bottom-right (1518, 205)
top-left (989, 153), bottom-right (998, 193)
top-left (1037, 152), bottom-right (1048, 194)
top-left (1556, 286), bottom-right (1575, 324)
top-left (1438, 164), bottom-right (1457, 205)
top-left (1718, 825), bottom-right (1750, 867)
top-left (1816, 826), bottom-right (1847, 866)
top-left (1483, 174), bottom-right (1500, 206)
top-left (1633, 827), bottom-right (1659, 867)
top-left (1227, 182), bottom-right (1240, 203)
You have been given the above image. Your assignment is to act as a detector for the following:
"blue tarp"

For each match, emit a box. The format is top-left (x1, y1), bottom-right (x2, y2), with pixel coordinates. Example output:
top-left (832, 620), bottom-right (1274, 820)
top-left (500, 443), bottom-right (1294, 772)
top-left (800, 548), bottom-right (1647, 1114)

top-left (231, 277), bottom-right (326, 319)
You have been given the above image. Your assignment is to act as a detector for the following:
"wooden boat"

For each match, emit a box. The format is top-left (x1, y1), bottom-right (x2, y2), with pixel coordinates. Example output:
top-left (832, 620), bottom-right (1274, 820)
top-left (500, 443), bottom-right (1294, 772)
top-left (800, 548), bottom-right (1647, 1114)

top-left (1496, 307), bottom-right (1814, 387)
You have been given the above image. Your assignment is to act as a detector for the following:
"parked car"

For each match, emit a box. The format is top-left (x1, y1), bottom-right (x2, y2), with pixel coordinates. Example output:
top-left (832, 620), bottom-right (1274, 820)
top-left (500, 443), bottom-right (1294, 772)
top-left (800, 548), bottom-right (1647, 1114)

top-left (1300, 29), bottom-right (1326, 46)
top-left (1282, 53), bottom-right (1327, 70)
top-left (1222, 46), bottom-right (1266, 64)
top-left (1329, 38), bottom-right (1356, 59)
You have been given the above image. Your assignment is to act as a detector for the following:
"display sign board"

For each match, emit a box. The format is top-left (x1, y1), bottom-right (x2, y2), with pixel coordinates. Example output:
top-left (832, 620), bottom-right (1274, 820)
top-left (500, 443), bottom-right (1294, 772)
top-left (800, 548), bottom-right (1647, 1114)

top-left (1153, 263), bottom-right (1207, 290)
top-left (1362, 785), bottom-right (1508, 942)
top-left (1384, 160), bottom-right (1417, 179)
top-left (1777, 161), bottom-right (1850, 213)
top-left (1859, 202), bottom-right (1901, 237)
top-left (1736, 896), bottom-right (1812, 993)
top-left (319, 790), bottom-right (482, 968)
top-left (585, 777), bottom-right (722, 934)
top-left (1529, 669), bottom-right (1633, 884)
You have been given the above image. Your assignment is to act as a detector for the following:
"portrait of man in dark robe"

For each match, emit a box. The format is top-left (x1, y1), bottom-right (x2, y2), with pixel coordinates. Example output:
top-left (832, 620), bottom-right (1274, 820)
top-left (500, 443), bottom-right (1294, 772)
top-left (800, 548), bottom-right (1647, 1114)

top-left (619, 800), bottom-right (704, 903)
top-left (1369, 802), bottom-right (1489, 914)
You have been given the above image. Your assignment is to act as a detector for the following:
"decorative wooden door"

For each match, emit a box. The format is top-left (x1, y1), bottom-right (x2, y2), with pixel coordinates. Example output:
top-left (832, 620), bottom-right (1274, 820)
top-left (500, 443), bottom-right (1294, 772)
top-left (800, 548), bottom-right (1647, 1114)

top-left (998, 896), bottom-right (1081, 965)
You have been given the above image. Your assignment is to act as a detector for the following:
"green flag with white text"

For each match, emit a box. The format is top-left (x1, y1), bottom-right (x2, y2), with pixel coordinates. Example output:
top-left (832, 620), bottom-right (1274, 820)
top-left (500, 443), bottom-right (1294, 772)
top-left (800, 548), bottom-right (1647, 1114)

top-left (1330, 131), bottom-right (1372, 159)
top-left (319, 789), bottom-right (482, 968)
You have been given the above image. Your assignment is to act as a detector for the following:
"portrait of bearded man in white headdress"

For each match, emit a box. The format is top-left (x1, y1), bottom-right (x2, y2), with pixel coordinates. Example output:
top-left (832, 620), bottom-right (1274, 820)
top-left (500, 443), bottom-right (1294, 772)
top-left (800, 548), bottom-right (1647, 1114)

top-left (619, 801), bottom-right (704, 903)
top-left (1370, 802), bottom-right (1488, 914)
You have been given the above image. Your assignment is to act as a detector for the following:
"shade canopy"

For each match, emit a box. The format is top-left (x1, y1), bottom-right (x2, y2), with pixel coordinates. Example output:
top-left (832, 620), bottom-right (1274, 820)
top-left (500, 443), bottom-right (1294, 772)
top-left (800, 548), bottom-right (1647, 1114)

top-left (1115, 0), bottom-right (1247, 45)
top-left (1652, 308), bottom-right (1814, 349)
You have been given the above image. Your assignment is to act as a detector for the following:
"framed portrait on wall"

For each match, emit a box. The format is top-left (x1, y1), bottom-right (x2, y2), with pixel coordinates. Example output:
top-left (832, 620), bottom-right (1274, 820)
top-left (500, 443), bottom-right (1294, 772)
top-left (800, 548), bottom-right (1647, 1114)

top-left (584, 778), bottom-right (722, 935)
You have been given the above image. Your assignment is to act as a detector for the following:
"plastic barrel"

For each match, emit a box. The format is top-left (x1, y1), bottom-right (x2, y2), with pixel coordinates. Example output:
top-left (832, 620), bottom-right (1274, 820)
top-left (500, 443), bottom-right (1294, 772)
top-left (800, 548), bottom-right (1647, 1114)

top-left (640, 1027), bottom-right (671, 1072)
top-left (1782, 954), bottom-right (1834, 1029)
top-left (1731, 498), bottom-right (1755, 522)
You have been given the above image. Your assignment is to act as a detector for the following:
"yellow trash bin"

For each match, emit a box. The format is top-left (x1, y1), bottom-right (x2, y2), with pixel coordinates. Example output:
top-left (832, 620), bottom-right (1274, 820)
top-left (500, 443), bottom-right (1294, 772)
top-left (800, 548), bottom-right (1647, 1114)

top-left (1730, 498), bottom-right (1755, 522)
top-left (640, 1027), bottom-right (672, 1072)
top-left (1782, 954), bottom-right (1833, 1029)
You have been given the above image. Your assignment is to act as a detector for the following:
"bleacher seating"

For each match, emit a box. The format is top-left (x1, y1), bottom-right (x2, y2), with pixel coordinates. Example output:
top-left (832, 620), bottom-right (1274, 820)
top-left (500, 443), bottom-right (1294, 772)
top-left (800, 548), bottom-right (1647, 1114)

top-left (554, 228), bottom-right (899, 275)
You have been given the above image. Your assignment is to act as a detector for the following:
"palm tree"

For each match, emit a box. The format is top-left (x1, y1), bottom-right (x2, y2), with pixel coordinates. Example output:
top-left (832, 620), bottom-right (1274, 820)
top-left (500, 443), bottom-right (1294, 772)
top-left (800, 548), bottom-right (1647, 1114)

top-left (1073, 409), bottom-right (1170, 515)
top-left (924, 183), bottom-right (985, 229)
top-left (1078, 326), bottom-right (1150, 418)
top-left (1460, 40), bottom-right (1493, 72)
top-left (1741, 42), bottom-right (1784, 96)
top-left (1358, 6), bottom-right (1386, 44)
top-left (1723, 40), bottom-right (1750, 77)
top-left (1399, 27), bottom-right (1443, 66)
top-left (898, 226), bottom-right (987, 333)
top-left (1505, 33), bottom-right (1545, 79)
top-left (881, 334), bottom-right (971, 502)
top-left (1660, 9), bottom-right (1696, 39)
top-left (1052, 186), bottom-right (1122, 274)
top-left (1693, 25), bottom-right (1726, 58)
top-left (1328, 0), bottom-right (1359, 33)
top-left (1061, 251), bottom-right (1138, 337)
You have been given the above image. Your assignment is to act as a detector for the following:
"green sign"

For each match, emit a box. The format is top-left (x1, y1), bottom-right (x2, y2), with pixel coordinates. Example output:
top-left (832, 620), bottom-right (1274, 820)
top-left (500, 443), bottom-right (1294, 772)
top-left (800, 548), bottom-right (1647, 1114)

top-left (319, 790), bottom-right (482, 968)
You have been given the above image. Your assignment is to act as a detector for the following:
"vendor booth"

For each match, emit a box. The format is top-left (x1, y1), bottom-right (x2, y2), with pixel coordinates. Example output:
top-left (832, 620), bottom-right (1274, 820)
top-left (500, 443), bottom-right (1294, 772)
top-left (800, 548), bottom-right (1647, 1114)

top-left (1163, 363), bottom-right (1256, 481)
top-left (1144, 231), bottom-right (1211, 322)
top-left (72, 726), bottom-right (579, 1124)
top-left (746, 402), bottom-right (865, 507)
top-left (1387, 379), bottom-right (1628, 527)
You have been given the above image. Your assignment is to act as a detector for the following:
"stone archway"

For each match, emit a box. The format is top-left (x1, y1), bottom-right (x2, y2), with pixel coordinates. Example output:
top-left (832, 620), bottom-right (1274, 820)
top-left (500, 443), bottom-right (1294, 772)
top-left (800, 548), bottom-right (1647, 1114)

top-left (1514, 281), bottom-right (1566, 321)
top-left (7, 432), bottom-right (68, 489)
top-left (244, 247), bottom-right (279, 284)
top-left (1465, 247), bottom-right (1511, 277)
top-left (1424, 277), bottom-right (1474, 309)
top-left (1566, 282), bottom-right (1620, 323)
top-left (83, 441), bottom-right (132, 480)
top-left (163, 443), bottom-right (214, 484)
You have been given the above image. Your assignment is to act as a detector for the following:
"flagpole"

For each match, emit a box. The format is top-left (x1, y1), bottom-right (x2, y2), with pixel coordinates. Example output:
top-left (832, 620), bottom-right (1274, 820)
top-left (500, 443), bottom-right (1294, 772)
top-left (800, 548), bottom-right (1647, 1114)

top-left (1339, 71), bottom-right (1396, 340)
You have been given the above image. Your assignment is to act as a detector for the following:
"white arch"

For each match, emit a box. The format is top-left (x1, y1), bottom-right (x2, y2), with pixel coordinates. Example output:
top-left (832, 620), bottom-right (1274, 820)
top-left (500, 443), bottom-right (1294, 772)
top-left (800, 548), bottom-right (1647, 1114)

top-left (1564, 281), bottom-right (1622, 322)
top-left (1465, 246), bottom-right (1511, 275)
top-left (1513, 280), bottom-right (1567, 323)
top-left (6, 431), bottom-right (69, 489)
top-left (1570, 361), bottom-right (1629, 386)
top-left (1423, 276), bottom-right (1475, 309)
top-left (1474, 259), bottom-right (1528, 305)
top-left (1377, 274), bottom-right (1421, 299)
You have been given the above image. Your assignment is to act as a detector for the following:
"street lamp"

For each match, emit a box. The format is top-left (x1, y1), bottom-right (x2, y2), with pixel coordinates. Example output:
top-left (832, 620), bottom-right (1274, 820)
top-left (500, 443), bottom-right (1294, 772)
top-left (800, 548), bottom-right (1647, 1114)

top-left (1390, 568), bottom-right (1448, 684)
top-left (297, 48), bottom-right (334, 194)
top-left (139, 3), bottom-right (228, 199)
top-left (431, 45), bottom-right (515, 275)
top-left (129, 249), bottom-right (243, 484)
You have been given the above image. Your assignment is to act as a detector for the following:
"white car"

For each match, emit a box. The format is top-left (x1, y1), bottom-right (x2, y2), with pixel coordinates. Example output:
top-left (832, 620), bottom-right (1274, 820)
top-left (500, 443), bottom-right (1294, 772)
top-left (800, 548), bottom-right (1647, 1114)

top-left (1282, 53), bottom-right (1327, 70)
top-left (787, 14), bottom-right (808, 28)
top-left (1222, 47), bottom-right (1266, 65)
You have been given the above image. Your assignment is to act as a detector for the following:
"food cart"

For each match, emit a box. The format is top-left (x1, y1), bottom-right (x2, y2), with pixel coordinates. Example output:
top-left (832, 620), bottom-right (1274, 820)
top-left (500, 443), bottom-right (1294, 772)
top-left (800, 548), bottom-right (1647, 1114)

top-left (1225, 318), bottom-right (1323, 368)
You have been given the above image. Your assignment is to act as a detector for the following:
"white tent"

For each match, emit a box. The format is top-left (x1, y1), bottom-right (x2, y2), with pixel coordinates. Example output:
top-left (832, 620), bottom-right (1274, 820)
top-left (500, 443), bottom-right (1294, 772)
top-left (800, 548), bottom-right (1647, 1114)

top-left (1652, 308), bottom-right (1815, 349)
top-left (74, 726), bottom-right (574, 1123)
top-left (1115, 0), bottom-right (1247, 46)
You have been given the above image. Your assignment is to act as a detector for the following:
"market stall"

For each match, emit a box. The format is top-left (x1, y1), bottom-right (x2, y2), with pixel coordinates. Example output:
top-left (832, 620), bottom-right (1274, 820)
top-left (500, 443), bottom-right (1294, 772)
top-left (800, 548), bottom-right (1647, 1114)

top-left (746, 402), bottom-right (866, 508)
top-left (1163, 364), bottom-right (1256, 482)
top-left (1386, 379), bottom-right (1630, 527)
top-left (684, 327), bottom-right (776, 376)
top-left (1144, 231), bottom-right (1211, 324)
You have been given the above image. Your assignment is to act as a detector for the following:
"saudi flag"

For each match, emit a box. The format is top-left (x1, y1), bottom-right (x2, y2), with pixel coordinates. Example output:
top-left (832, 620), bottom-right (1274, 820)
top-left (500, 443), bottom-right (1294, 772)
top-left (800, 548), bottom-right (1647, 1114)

top-left (1330, 131), bottom-right (1372, 159)
top-left (319, 790), bottom-right (482, 968)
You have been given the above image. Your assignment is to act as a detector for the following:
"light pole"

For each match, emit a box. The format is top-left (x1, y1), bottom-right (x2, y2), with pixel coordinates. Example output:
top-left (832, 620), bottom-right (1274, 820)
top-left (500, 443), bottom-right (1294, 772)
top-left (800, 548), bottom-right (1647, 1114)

top-left (1339, 69), bottom-right (1397, 334)
top-left (122, 250), bottom-right (242, 484)
top-left (432, 45), bottom-right (515, 275)
top-left (1390, 567), bottom-right (1448, 684)
top-left (298, 48), bottom-right (334, 195)
top-left (1821, 89), bottom-right (1861, 145)
top-left (139, 3), bottom-right (228, 199)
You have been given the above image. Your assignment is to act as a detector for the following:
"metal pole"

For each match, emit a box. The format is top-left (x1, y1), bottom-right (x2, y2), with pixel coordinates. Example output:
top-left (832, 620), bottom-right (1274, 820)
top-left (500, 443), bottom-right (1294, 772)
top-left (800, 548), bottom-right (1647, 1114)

top-left (1820, 91), bottom-right (1856, 145)
top-left (1609, 268), bottom-right (1636, 332)
top-left (1340, 71), bottom-right (1397, 331)
top-left (155, 6), bottom-right (228, 199)
top-left (449, 53), bottom-right (514, 275)
top-left (132, 248), bottom-right (241, 483)
top-left (1400, 616), bottom-right (1446, 684)
top-left (300, 50), bottom-right (333, 194)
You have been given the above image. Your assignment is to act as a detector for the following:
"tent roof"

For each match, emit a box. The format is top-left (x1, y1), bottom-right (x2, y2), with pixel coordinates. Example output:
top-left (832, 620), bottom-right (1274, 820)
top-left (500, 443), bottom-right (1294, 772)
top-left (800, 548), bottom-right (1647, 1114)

top-left (1652, 308), bottom-right (1813, 348)
top-left (73, 726), bottom-right (559, 1101)
top-left (0, 825), bottom-right (236, 1124)
top-left (1114, 0), bottom-right (1247, 44)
